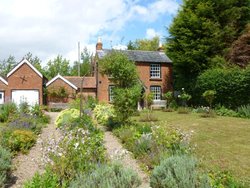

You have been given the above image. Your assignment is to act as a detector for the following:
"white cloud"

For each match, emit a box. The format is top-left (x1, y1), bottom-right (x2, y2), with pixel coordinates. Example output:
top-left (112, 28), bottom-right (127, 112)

top-left (146, 28), bottom-right (161, 39)
top-left (0, 0), bottom-right (179, 65)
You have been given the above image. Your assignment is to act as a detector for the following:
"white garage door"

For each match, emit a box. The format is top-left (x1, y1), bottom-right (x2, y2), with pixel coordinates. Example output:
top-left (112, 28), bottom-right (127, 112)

top-left (12, 90), bottom-right (39, 106)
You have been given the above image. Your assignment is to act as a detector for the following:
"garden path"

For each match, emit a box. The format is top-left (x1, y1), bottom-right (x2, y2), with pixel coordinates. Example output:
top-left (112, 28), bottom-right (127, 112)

top-left (8, 112), bottom-right (61, 188)
top-left (102, 128), bottom-right (151, 188)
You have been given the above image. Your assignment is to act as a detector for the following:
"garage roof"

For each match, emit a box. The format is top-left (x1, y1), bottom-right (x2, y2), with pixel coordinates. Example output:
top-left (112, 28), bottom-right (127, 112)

top-left (0, 76), bottom-right (8, 85)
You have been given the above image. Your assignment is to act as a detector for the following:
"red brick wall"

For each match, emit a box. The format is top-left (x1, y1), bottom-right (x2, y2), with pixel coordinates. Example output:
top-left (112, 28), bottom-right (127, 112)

top-left (77, 88), bottom-right (97, 99)
top-left (97, 62), bottom-right (173, 102)
top-left (7, 63), bottom-right (44, 104)
top-left (47, 78), bottom-right (77, 102)
top-left (0, 81), bottom-right (8, 102)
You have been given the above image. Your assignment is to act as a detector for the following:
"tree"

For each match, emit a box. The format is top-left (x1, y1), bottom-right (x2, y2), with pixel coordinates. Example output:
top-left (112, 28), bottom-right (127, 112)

top-left (167, 0), bottom-right (250, 90)
top-left (24, 52), bottom-right (45, 75)
top-left (227, 24), bottom-right (250, 68)
top-left (0, 55), bottom-right (17, 76)
top-left (45, 55), bottom-right (70, 79)
top-left (71, 47), bottom-right (92, 76)
top-left (127, 36), bottom-right (160, 51)
top-left (99, 51), bottom-right (141, 122)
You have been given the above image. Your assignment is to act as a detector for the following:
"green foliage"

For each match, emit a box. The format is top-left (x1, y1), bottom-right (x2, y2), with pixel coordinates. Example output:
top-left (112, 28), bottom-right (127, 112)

top-left (113, 85), bottom-right (141, 123)
top-left (144, 93), bottom-right (154, 108)
top-left (202, 90), bottom-right (217, 108)
top-left (0, 146), bottom-right (12, 187)
top-left (113, 123), bottom-right (188, 170)
top-left (69, 163), bottom-right (141, 188)
top-left (45, 55), bottom-right (71, 80)
top-left (167, 0), bottom-right (250, 89)
top-left (177, 107), bottom-right (191, 114)
top-left (215, 106), bottom-right (239, 117)
top-left (0, 102), bottom-right (17, 122)
top-left (127, 36), bottom-right (160, 51)
top-left (24, 168), bottom-right (64, 188)
top-left (93, 103), bottom-right (115, 125)
top-left (196, 67), bottom-right (250, 108)
top-left (164, 91), bottom-right (174, 108)
top-left (55, 108), bottom-right (80, 128)
top-left (48, 87), bottom-right (69, 102)
top-left (49, 128), bottom-right (106, 182)
top-left (178, 88), bottom-right (192, 107)
top-left (150, 155), bottom-right (210, 188)
top-left (0, 55), bottom-right (16, 76)
top-left (209, 171), bottom-right (243, 188)
top-left (237, 105), bottom-right (250, 118)
top-left (7, 130), bottom-right (36, 153)
top-left (70, 47), bottom-right (92, 76)
top-left (99, 50), bottom-right (139, 88)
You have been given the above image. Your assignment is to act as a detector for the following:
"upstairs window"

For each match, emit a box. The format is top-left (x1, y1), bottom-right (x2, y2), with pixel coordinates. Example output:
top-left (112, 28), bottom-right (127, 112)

top-left (150, 64), bottom-right (161, 78)
top-left (109, 85), bottom-right (115, 102)
top-left (150, 86), bottom-right (161, 100)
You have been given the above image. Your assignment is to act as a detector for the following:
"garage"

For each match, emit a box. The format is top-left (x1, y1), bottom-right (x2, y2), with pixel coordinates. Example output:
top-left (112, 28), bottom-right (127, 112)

top-left (12, 90), bottom-right (39, 106)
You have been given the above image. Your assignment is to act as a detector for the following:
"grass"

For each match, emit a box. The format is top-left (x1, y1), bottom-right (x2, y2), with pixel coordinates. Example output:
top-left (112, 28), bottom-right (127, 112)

top-left (133, 111), bottom-right (250, 185)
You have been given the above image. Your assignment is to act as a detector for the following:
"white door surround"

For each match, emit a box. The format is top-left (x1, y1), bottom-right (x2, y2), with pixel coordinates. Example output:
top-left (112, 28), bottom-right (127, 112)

top-left (0, 92), bottom-right (4, 104)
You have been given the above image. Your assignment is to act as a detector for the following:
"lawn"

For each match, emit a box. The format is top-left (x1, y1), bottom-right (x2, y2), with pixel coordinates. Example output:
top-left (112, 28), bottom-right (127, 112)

top-left (133, 111), bottom-right (250, 184)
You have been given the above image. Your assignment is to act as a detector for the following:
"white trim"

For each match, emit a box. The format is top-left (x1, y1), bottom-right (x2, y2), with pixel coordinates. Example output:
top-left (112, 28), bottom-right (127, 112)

top-left (0, 76), bottom-right (8, 85)
top-left (46, 74), bottom-right (78, 90)
top-left (7, 59), bottom-right (43, 78)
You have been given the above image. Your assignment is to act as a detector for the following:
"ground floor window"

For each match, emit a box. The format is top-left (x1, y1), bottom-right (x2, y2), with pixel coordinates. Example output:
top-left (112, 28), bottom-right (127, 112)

top-left (150, 86), bottom-right (161, 100)
top-left (109, 85), bottom-right (115, 102)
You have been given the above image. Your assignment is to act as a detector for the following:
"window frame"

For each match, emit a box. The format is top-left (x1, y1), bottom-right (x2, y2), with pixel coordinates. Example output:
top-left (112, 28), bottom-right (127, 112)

top-left (150, 86), bottom-right (162, 101)
top-left (108, 85), bottom-right (115, 102)
top-left (150, 64), bottom-right (161, 79)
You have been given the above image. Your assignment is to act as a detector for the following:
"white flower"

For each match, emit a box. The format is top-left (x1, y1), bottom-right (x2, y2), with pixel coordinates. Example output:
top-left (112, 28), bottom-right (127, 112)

top-left (182, 88), bottom-right (184, 90)
top-left (178, 95), bottom-right (181, 98)
top-left (74, 142), bottom-right (79, 149)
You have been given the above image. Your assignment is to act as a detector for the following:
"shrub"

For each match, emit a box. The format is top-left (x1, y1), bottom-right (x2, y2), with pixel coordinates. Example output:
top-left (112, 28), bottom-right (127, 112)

top-left (8, 114), bottom-right (44, 134)
top-left (47, 128), bottom-right (106, 181)
top-left (202, 90), bottom-right (216, 108)
top-left (0, 103), bottom-right (17, 122)
top-left (150, 155), bottom-right (210, 188)
top-left (0, 146), bottom-right (12, 187)
top-left (69, 163), bottom-right (141, 188)
top-left (215, 106), bottom-right (239, 117)
top-left (196, 67), bottom-right (250, 108)
top-left (237, 104), bottom-right (250, 118)
top-left (8, 130), bottom-right (36, 153)
top-left (209, 171), bottom-right (243, 188)
top-left (19, 102), bottom-right (30, 114)
top-left (164, 91), bottom-right (174, 109)
top-left (24, 168), bottom-right (65, 188)
top-left (178, 88), bottom-right (192, 107)
top-left (55, 108), bottom-right (80, 128)
top-left (93, 103), bottom-right (115, 125)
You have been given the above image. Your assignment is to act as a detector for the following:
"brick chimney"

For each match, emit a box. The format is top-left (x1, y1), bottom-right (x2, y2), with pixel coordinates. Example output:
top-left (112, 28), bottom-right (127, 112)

top-left (157, 41), bottom-right (164, 52)
top-left (96, 37), bottom-right (103, 50)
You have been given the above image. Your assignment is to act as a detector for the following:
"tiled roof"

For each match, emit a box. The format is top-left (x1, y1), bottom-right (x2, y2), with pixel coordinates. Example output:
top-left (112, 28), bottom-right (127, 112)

top-left (97, 49), bottom-right (172, 63)
top-left (64, 76), bottom-right (96, 89)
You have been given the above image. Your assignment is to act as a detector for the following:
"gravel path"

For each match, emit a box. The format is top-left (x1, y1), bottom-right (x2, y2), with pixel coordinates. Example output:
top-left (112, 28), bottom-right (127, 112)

top-left (103, 128), bottom-right (151, 188)
top-left (8, 112), bottom-right (61, 188)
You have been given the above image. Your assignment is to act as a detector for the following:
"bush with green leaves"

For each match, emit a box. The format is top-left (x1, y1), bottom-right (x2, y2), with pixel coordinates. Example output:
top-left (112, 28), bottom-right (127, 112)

top-left (7, 130), bottom-right (37, 154)
top-left (164, 91), bottom-right (174, 109)
top-left (69, 163), bottom-right (141, 188)
top-left (150, 155), bottom-right (210, 188)
top-left (93, 103), bottom-right (115, 125)
top-left (237, 105), bottom-right (250, 119)
top-left (0, 102), bottom-right (17, 122)
top-left (0, 146), bottom-right (12, 187)
top-left (215, 106), bottom-right (239, 117)
top-left (178, 88), bottom-right (192, 107)
top-left (202, 90), bottom-right (216, 108)
top-left (24, 167), bottom-right (66, 188)
top-left (196, 67), bottom-right (250, 108)
top-left (113, 123), bottom-right (189, 170)
top-left (47, 127), bottom-right (106, 182)
top-left (55, 108), bottom-right (80, 128)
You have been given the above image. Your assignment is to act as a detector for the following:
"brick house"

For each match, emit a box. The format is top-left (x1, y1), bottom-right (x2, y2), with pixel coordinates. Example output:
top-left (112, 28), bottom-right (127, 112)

top-left (0, 59), bottom-right (46, 106)
top-left (46, 74), bottom-right (96, 103)
top-left (94, 39), bottom-right (173, 107)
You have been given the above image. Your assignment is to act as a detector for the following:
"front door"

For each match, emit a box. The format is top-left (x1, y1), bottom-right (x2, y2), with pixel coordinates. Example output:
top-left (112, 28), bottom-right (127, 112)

top-left (0, 92), bottom-right (4, 104)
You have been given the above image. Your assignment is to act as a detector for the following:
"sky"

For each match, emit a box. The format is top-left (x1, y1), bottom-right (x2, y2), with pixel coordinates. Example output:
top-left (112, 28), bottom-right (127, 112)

top-left (0, 0), bottom-right (181, 66)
